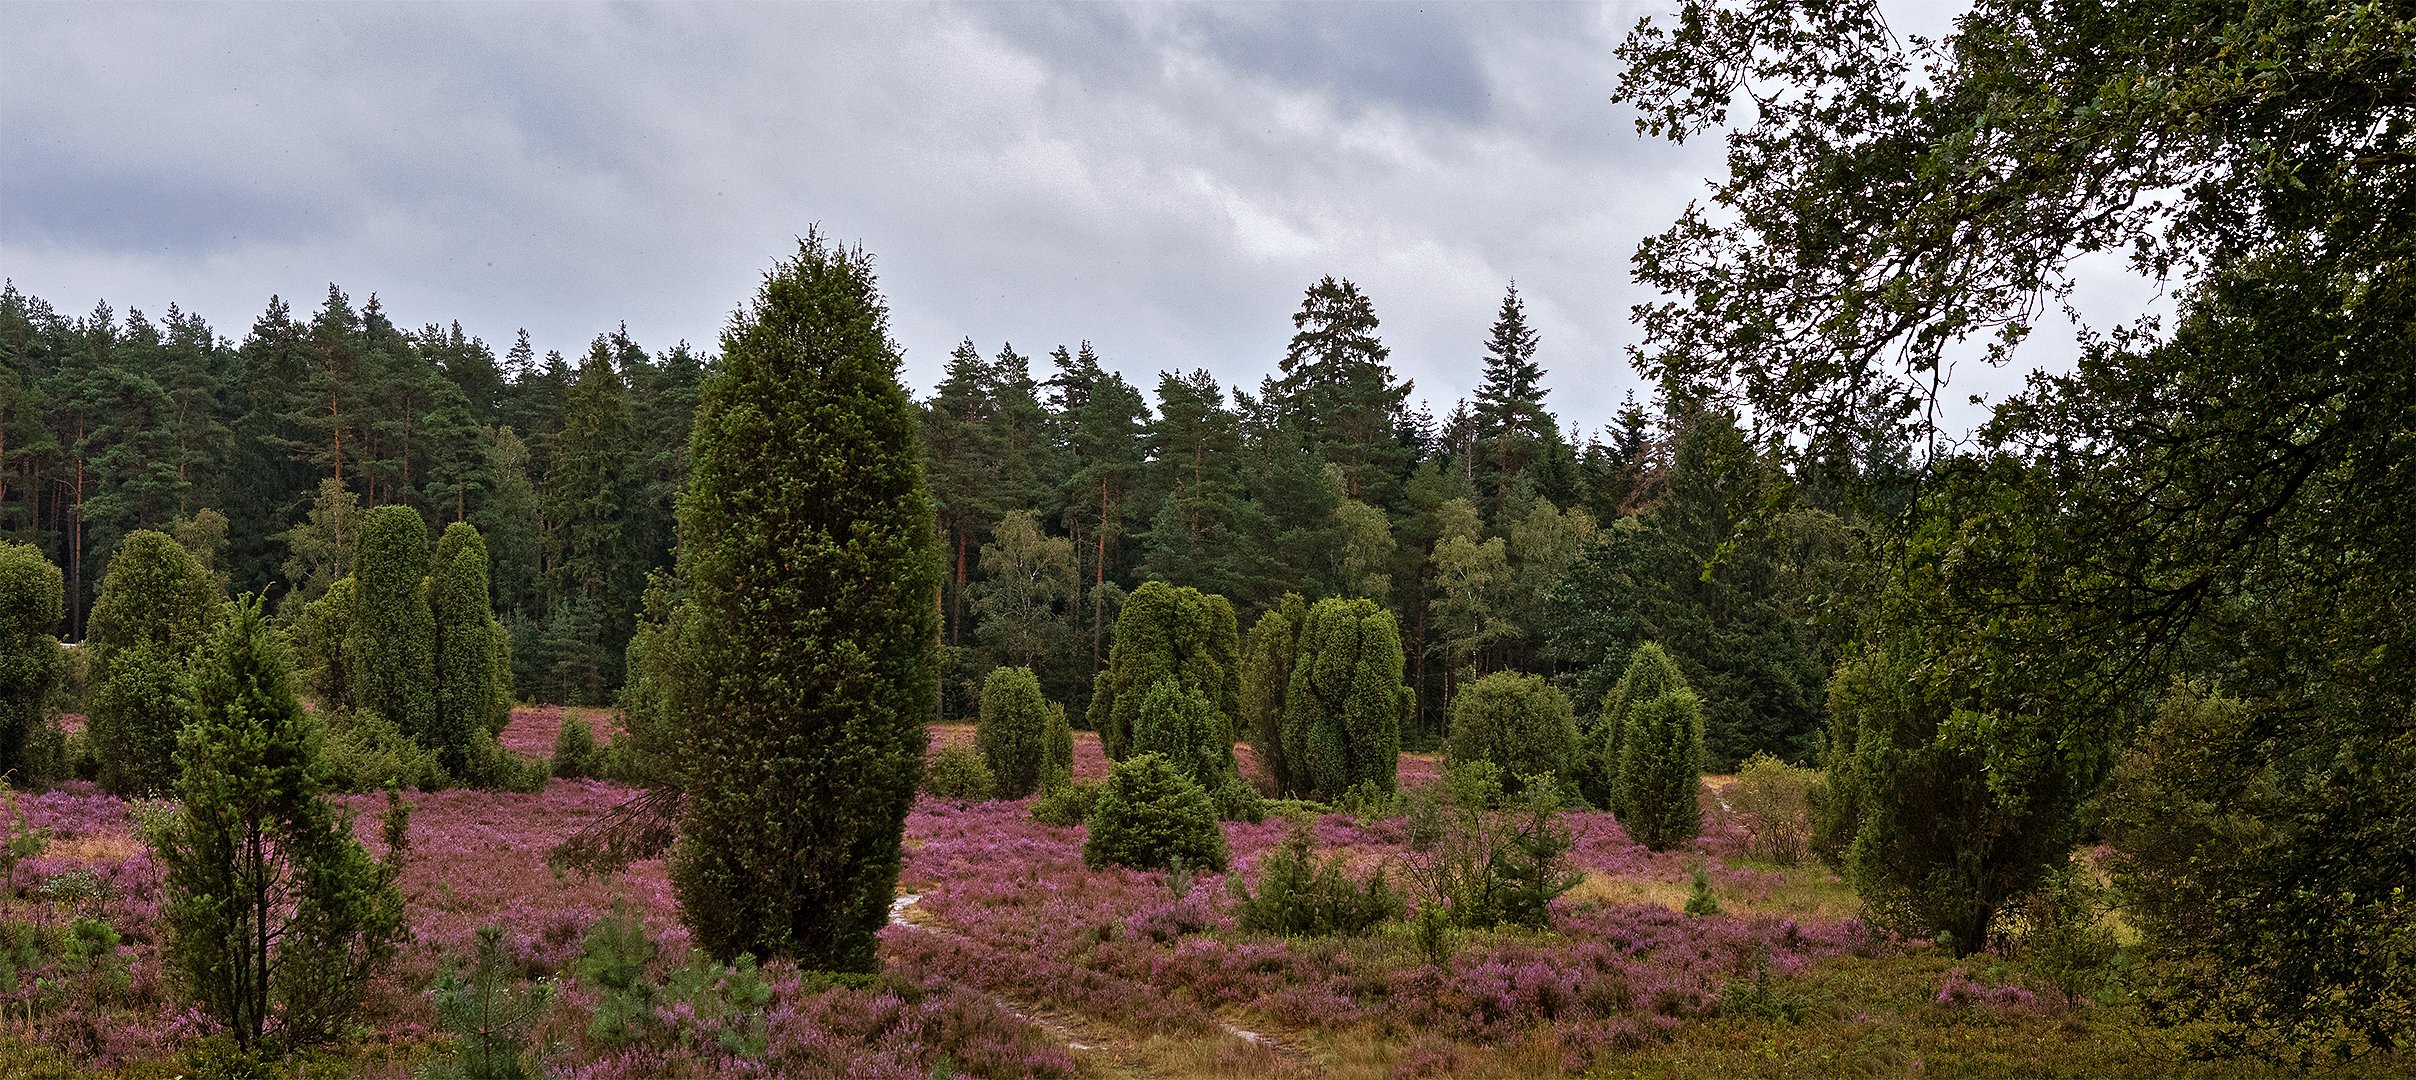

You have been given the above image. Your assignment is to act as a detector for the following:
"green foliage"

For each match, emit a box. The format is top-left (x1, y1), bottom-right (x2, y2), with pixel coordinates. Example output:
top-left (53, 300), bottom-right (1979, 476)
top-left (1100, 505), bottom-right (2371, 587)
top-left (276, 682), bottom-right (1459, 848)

top-left (420, 925), bottom-right (551, 1080)
top-left (610, 571), bottom-right (691, 792)
top-left (1088, 581), bottom-right (1239, 761)
top-left (669, 233), bottom-right (942, 972)
top-left (1030, 775), bottom-right (1101, 828)
top-left (1685, 862), bottom-right (1722, 917)
top-left (0, 543), bottom-right (64, 782)
top-left (1231, 814), bottom-right (1403, 937)
top-left (290, 576), bottom-right (355, 714)
top-left (572, 905), bottom-right (660, 1048)
top-left (85, 529), bottom-right (219, 796)
top-left (1443, 672), bottom-right (1577, 799)
top-left (975, 665), bottom-right (1052, 798)
top-left (1730, 753), bottom-right (1819, 865)
top-left (1129, 679), bottom-right (1260, 821)
top-left (348, 505), bottom-right (435, 747)
top-left (1239, 594), bottom-right (1307, 794)
top-left (1588, 641), bottom-right (1687, 813)
top-left (430, 522), bottom-right (509, 779)
top-left (1399, 762), bottom-right (1581, 930)
top-left (551, 714), bottom-right (597, 780)
top-left (317, 708), bottom-right (445, 793)
top-left (1617, 685), bottom-right (1707, 852)
top-left (461, 727), bottom-right (549, 794)
top-left (2006, 854), bottom-right (2121, 1008)
top-left (922, 745), bottom-right (995, 800)
top-left (159, 595), bottom-right (409, 1052)
top-left (1082, 753), bottom-right (1228, 872)
top-left (1275, 596), bottom-right (1407, 800)
top-left (1044, 701), bottom-right (1073, 781)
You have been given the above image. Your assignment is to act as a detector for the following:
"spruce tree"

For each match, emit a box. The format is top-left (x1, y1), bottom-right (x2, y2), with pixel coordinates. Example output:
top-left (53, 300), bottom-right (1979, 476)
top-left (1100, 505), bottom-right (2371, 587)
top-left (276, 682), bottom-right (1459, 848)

top-left (0, 543), bottom-right (64, 780)
top-left (158, 595), bottom-right (408, 1052)
top-left (348, 505), bottom-right (436, 747)
top-left (85, 530), bottom-right (221, 795)
top-left (977, 666), bottom-right (1052, 799)
top-left (669, 233), bottom-right (941, 972)
top-left (1444, 671), bottom-right (1579, 798)
top-left (1088, 581), bottom-right (1240, 761)
top-left (431, 522), bottom-right (509, 778)
top-left (1240, 594), bottom-right (1308, 795)
top-left (1472, 283), bottom-right (1549, 504)
top-left (1277, 597), bottom-right (1408, 800)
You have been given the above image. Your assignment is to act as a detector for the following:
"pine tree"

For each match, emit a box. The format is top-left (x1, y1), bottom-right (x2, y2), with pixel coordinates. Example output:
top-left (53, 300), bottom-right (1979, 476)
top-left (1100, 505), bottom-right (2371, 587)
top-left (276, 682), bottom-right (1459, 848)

top-left (0, 542), bottom-right (64, 780)
top-left (85, 529), bottom-right (221, 795)
top-left (1136, 371), bottom-right (1263, 599)
top-left (1275, 277), bottom-right (1411, 502)
top-left (158, 594), bottom-right (408, 1052)
top-left (1045, 343), bottom-right (1149, 673)
top-left (922, 339), bottom-right (998, 648)
top-left (1088, 581), bottom-right (1240, 761)
top-left (1240, 594), bottom-right (1308, 795)
top-left (543, 339), bottom-right (642, 697)
top-left (431, 522), bottom-right (509, 777)
top-left (1444, 671), bottom-right (1578, 798)
top-left (348, 505), bottom-right (435, 746)
top-left (1277, 597), bottom-right (1409, 800)
top-left (977, 666), bottom-right (1052, 799)
top-left (669, 233), bottom-right (941, 971)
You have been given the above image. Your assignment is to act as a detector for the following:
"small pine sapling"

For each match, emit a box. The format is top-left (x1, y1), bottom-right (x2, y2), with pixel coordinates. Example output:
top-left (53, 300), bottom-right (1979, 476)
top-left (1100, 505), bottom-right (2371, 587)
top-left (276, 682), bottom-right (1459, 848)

top-left (423, 926), bottom-right (553, 1080)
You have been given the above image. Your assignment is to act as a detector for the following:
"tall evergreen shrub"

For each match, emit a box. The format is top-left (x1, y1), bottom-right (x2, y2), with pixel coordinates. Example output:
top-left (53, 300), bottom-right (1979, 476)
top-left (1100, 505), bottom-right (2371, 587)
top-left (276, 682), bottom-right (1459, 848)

top-left (1130, 680), bottom-right (1259, 820)
top-left (669, 233), bottom-right (942, 972)
top-left (1617, 686), bottom-right (1706, 851)
top-left (1082, 752), bottom-right (1228, 872)
top-left (85, 530), bottom-right (220, 795)
top-left (977, 666), bottom-right (1051, 798)
top-left (1240, 594), bottom-right (1307, 793)
top-left (1277, 596), bottom-right (1407, 800)
top-left (292, 576), bottom-right (357, 713)
top-left (348, 506), bottom-right (435, 746)
top-left (1089, 581), bottom-right (1238, 760)
top-left (157, 595), bottom-right (408, 1052)
top-left (1588, 642), bottom-right (1687, 814)
top-left (431, 523), bottom-right (510, 778)
top-left (0, 543), bottom-right (64, 781)
top-left (1443, 672), bottom-right (1578, 798)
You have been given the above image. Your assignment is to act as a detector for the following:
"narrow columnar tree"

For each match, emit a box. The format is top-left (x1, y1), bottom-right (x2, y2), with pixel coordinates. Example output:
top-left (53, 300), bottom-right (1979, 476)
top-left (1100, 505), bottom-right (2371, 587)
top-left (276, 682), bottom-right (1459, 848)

top-left (977, 666), bottom-right (1052, 799)
top-left (1278, 597), bottom-right (1408, 800)
top-left (1089, 581), bottom-right (1240, 760)
top-left (669, 233), bottom-right (942, 972)
top-left (86, 530), bottom-right (221, 795)
top-left (0, 544), bottom-right (64, 780)
top-left (348, 506), bottom-right (435, 745)
top-left (1587, 642), bottom-right (1688, 815)
top-left (1617, 686), bottom-right (1706, 851)
top-left (1240, 594), bottom-right (1307, 795)
top-left (1444, 671), bottom-right (1579, 798)
top-left (431, 522), bottom-right (509, 777)
top-left (158, 595), bottom-right (408, 1053)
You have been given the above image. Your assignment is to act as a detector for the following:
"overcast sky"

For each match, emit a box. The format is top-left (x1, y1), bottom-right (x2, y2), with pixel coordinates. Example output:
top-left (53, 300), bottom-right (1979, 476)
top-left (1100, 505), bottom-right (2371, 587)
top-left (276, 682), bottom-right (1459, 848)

top-left (5, 1), bottom-right (2129, 437)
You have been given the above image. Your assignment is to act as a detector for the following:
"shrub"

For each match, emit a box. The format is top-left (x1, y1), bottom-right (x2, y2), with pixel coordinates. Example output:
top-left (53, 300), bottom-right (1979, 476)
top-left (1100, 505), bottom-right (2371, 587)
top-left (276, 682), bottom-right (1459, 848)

top-left (923, 745), bottom-right (995, 800)
top-left (84, 530), bottom-right (220, 795)
top-left (422, 926), bottom-right (552, 1080)
top-left (1130, 679), bottom-right (1260, 821)
top-left (976, 666), bottom-right (1051, 798)
top-left (1729, 753), bottom-right (1819, 864)
top-left (1044, 701), bottom-right (1074, 780)
top-left (431, 522), bottom-right (510, 778)
top-left (552, 714), bottom-right (598, 779)
top-left (349, 506), bottom-right (436, 749)
top-left (1443, 672), bottom-right (1578, 798)
top-left (290, 576), bottom-right (356, 714)
top-left (1684, 861), bottom-right (1722, 916)
top-left (463, 728), bottom-right (549, 794)
top-left (0, 542), bottom-right (64, 782)
top-left (1239, 594), bottom-right (1307, 794)
top-left (612, 571), bottom-right (692, 792)
top-left (319, 708), bottom-right (446, 792)
top-left (1031, 776), bottom-right (1102, 827)
top-left (1231, 814), bottom-right (1402, 937)
top-left (1587, 642), bottom-right (1687, 814)
top-left (159, 595), bottom-right (409, 1052)
top-left (2008, 854), bottom-right (2121, 1007)
top-left (1083, 753), bottom-right (1228, 872)
top-left (1399, 761), bottom-right (1580, 930)
top-left (1276, 596), bottom-right (1408, 800)
top-left (1088, 581), bottom-right (1240, 760)
top-left (1616, 686), bottom-right (1707, 851)
top-left (670, 233), bottom-right (942, 972)
top-left (572, 905), bottom-right (660, 1047)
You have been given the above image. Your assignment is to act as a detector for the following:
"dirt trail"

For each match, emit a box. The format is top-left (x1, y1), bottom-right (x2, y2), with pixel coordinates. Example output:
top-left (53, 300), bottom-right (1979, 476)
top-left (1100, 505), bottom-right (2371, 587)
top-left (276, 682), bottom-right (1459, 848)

top-left (888, 894), bottom-right (1315, 1077)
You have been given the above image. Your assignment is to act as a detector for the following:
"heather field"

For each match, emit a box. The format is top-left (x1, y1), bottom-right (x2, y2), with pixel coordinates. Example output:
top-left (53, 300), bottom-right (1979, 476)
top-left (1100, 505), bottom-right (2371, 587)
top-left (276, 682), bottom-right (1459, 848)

top-left (0, 708), bottom-right (2380, 1079)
